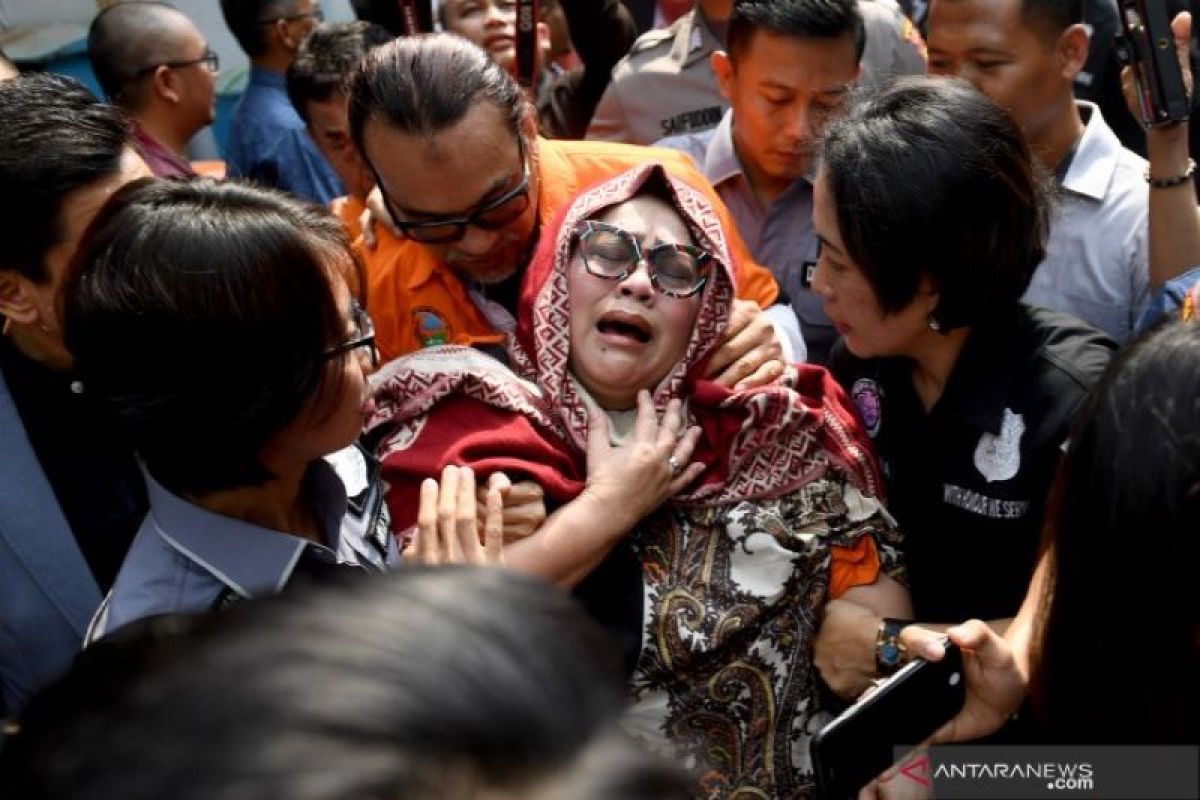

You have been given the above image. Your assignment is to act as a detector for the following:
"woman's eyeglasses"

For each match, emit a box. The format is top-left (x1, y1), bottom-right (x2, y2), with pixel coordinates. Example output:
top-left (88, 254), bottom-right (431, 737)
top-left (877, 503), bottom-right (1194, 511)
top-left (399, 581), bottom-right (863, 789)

top-left (574, 220), bottom-right (712, 298)
top-left (323, 300), bottom-right (378, 368)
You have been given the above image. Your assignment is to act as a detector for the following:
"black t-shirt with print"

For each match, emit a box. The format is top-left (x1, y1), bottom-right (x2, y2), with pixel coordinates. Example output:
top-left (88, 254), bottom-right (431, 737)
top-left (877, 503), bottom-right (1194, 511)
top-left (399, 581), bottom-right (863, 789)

top-left (830, 304), bottom-right (1115, 623)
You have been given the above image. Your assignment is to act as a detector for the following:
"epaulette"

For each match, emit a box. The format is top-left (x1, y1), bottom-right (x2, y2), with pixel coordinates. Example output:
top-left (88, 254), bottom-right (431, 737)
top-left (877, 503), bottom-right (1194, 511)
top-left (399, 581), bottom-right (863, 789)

top-left (628, 24), bottom-right (677, 55)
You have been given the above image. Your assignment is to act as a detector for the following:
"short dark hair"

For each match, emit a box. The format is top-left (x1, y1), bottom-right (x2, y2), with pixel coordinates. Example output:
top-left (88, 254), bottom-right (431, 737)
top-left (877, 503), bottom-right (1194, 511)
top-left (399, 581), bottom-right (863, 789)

top-left (2, 568), bottom-right (694, 800)
top-left (350, 0), bottom-right (406, 35)
top-left (88, 0), bottom-right (188, 109)
top-left (821, 76), bottom-right (1049, 330)
top-left (0, 73), bottom-right (130, 284)
top-left (64, 178), bottom-right (354, 496)
top-left (728, 0), bottom-right (865, 63)
top-left (1032, 321), bottom-right (1200, 742)
top-left (347, 33), bottom-right (524, 159)
top-left (287, 21), bottom-right (393, 124)
top-left (1020, 0), bottom-right (1082, 40)
top-left (220, 0), bottom-right (292, 57)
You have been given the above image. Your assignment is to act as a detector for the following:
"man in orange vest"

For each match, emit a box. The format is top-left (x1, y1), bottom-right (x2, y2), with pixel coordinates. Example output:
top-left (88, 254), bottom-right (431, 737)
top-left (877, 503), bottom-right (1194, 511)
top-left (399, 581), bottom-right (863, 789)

top-left (347, 33), bottom-right (804, 386)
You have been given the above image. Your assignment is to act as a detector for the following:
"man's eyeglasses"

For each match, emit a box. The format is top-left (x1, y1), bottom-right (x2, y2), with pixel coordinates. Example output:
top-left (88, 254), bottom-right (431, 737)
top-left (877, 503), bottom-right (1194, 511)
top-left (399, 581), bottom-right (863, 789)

top-left (380, 136), bottom-right (531, 245)
top-left (258, 7), bottom-right (325, 24)
top-left (574, 220), bottom-right (712, 298)
top-left (135, 49), bottom-right (219, 76)
top-left (323, 300), bottom-right (378, 368)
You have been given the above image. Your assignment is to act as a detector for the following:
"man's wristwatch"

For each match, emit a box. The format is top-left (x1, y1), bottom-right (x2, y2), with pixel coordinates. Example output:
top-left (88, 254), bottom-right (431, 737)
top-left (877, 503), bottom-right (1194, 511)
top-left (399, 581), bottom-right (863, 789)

top-left (875, 617), bottom-right (914, 675)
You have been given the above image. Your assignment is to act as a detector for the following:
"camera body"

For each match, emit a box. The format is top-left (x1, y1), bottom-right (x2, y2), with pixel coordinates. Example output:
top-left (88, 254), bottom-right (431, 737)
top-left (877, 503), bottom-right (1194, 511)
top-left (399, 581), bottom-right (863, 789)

top-left (1115, 0), bottom-right (1190, 127)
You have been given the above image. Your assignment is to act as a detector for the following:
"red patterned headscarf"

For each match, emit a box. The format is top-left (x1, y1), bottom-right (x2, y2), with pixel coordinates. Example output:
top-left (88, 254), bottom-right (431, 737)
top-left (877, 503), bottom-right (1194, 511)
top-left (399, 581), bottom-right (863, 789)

top-left (368, 164), bottom-right (881, 529)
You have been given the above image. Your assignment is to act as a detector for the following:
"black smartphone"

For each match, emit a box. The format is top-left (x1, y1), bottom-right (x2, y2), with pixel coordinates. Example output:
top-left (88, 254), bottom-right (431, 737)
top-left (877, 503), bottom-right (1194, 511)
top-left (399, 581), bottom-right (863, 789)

top-left (1115, 0), bottom-right (1190, 127)
top-left (811, 641), bottom-right (965, 800)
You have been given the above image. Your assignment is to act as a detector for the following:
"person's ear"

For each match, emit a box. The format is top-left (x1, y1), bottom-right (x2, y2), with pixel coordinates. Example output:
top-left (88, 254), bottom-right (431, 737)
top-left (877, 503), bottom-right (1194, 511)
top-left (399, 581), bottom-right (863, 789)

top-left (0, 270), bottom-right (41, 326)
top-left (533, 20), bottom-right (552, 73)
top-left (916, 275), bottom-right (941, 315)
top-left (153, 65), bottom-right (182, 105)
top-left (1057, 23), bottom-right (1089, 82)
top-left (518, 104), bottom-right (541, 179)
top-left (712, 50), bottom-right (735, 102)
top-left (520, 101), bottom-right (539, 142)
top-left (275, 18), bottom-right (304, 52)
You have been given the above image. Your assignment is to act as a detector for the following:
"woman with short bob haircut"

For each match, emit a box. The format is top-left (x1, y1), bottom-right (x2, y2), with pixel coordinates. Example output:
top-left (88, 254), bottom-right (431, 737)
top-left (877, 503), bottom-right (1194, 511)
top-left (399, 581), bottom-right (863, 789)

top-left (812, 77), bottom-right (1115, 698)
top-left (64, 178), bottom-right (403, 641)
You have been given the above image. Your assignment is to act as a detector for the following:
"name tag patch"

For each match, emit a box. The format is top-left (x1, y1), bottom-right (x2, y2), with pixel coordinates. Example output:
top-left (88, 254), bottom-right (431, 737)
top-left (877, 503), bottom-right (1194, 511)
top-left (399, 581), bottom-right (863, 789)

top-left (659, 106), bottom-right (723, 136)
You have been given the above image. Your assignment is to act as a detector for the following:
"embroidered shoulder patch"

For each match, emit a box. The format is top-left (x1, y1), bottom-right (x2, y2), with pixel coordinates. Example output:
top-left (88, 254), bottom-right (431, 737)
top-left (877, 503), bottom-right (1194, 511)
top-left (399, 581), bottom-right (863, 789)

top-left (850, 378), bottom-right (883, 437)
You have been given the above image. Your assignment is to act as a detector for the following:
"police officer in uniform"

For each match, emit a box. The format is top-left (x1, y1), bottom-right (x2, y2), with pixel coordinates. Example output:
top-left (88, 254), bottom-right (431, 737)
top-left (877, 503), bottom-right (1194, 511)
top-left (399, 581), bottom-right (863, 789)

top-left (588, 1), bottom-right (728, 145)
top-left (587, 0), bottom-right (927, 145)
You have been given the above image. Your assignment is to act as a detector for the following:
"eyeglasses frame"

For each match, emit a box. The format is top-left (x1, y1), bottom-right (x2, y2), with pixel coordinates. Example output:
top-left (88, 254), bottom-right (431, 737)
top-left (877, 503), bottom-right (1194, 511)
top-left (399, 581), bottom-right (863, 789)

top-left (373, 135), bottom-right (532, 245)
top-left (323, 300), bottom-right (378, 368)
top-left (574, 220), bottom-right (713, 299)
top-left (134, 49), bottom-right (219, 77)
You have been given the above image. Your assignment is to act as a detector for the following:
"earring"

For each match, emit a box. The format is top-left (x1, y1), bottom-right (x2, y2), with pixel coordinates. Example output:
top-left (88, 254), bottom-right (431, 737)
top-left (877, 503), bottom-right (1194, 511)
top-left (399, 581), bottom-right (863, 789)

top-left (927, 314), bottom-right (941, 332)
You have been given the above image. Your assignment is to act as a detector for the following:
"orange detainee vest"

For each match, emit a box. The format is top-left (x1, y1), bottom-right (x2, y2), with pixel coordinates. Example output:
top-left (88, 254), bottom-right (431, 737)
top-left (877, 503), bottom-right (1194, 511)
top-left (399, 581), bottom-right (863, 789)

top-left (360, 137), bottom-right (781, 362)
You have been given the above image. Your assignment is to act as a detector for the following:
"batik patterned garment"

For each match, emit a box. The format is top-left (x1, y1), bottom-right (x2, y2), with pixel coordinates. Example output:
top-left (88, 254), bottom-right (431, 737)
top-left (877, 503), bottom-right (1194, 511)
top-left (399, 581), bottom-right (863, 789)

top-left (627, 477), bottom-right (899, 799)
top-left (368, 163), bottom-right (903, 799)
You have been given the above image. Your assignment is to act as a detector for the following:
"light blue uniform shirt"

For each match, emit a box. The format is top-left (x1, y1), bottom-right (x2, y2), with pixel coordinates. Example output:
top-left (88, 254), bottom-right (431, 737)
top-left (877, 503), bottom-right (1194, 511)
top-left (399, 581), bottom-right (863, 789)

top-left (1023, 102), bottom-right (1150, 345)
top-left (658, 110), bottom-right (831, 363)
top-left (85, 446), bottom-right (399, 643)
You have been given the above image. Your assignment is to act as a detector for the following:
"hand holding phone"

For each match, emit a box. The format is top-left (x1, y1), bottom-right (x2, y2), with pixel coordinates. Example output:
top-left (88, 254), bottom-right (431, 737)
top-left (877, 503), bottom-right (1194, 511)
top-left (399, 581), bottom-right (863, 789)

top-left (812, 641), bottom-right (965, 800)
top-left (1115, 0), bottom-right (1190, 127)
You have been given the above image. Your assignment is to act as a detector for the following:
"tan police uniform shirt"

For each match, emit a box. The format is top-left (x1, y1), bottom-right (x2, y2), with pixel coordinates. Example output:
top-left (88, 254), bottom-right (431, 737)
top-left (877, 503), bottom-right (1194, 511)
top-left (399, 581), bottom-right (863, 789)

top-left (585, 0), bottom-right (927, 146)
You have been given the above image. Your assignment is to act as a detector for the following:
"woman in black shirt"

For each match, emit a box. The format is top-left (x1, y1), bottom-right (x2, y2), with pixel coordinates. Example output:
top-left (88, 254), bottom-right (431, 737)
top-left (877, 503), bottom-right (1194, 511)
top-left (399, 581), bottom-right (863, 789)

top-left (811, 77), bottom-right (1115, 700)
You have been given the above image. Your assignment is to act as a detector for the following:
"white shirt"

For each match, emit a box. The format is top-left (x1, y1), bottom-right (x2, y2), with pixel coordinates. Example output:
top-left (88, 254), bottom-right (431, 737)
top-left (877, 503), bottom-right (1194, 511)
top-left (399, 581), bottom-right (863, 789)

top-left (1023, 101), bottom-right (1149, 344)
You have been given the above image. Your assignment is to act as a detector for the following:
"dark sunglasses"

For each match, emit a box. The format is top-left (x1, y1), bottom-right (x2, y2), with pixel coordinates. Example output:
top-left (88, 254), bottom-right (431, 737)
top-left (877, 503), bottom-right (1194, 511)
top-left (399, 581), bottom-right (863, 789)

top-left (136, 49), bottom-right (219, 76)
top-left (323, 300), bottom-right (378, 368)
top-left (380, 137), bottom-right (531, 245)
top-left (574, 220), bottom-right (712, 298)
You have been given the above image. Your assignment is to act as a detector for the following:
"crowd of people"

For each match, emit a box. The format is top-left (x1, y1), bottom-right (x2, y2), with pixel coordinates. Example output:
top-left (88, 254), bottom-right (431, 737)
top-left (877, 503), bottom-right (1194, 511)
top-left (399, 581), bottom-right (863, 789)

top-left (0, 0), bottom-right (1197, 798)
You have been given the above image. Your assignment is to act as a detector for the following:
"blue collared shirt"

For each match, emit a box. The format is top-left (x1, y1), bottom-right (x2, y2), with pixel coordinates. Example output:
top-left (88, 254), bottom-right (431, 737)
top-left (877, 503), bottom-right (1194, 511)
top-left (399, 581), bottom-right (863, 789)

top-left (1135, 265), bottom-right (1200, 333)
top-left (85, 446), bottom-right (399, 643)
top-left (224, 67), bottom-right (344, 204)
top-left (657, 110), bottom-right (831, 363)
